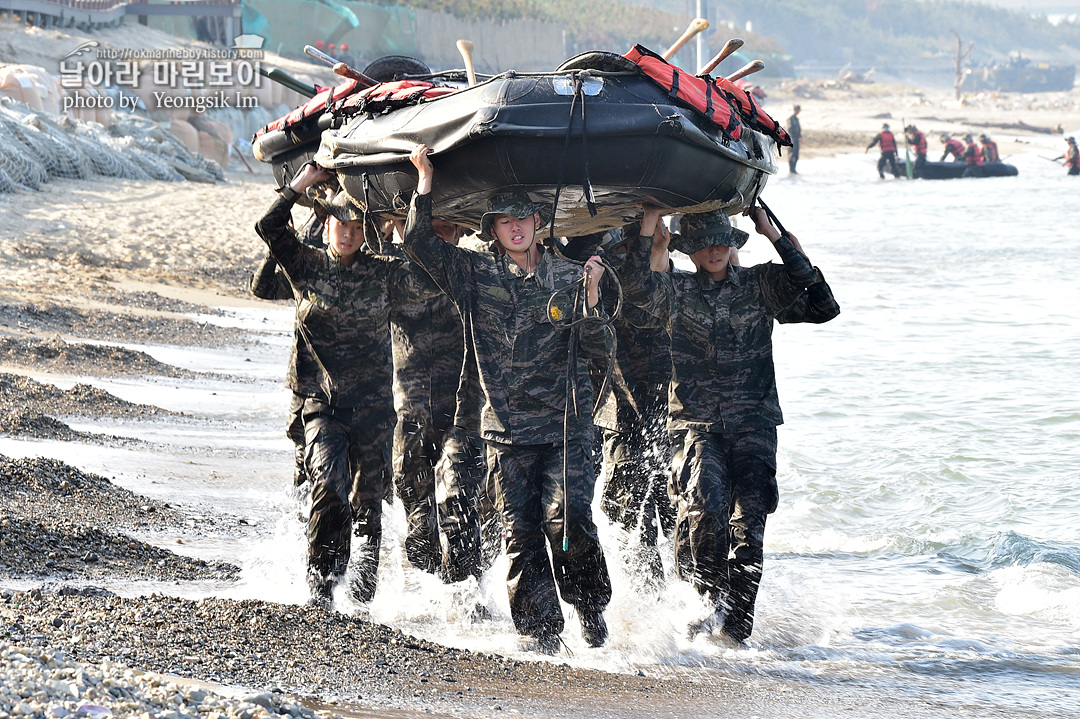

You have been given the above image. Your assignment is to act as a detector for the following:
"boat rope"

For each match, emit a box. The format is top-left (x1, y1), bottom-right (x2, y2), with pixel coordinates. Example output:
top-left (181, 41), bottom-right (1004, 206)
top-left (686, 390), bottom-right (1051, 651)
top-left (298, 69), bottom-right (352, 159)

top-left (544, 244), bottom-right (621, 553)
top-left (547, 71), bottom-right (598, 250)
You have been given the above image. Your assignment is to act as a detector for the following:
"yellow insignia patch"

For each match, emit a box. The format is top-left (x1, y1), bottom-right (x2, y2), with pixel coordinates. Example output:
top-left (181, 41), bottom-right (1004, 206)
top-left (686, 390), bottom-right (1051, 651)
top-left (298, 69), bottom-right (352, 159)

top-left (550, 306), bottom-right (562, 320)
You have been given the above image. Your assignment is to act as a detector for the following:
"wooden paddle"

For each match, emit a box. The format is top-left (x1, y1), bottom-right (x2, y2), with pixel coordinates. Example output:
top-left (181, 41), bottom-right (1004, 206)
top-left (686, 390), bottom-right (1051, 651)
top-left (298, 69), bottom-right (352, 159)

top-left (662, 18), bottom-right (709, 61)
top-left (725, 60), bottom-right (765, 82)
top-left (698, 38), bottom-right (744, 76)
top-left (303, 44), bottom-right (377, 87)
top-left (456, 39), bottom-right (477, 87)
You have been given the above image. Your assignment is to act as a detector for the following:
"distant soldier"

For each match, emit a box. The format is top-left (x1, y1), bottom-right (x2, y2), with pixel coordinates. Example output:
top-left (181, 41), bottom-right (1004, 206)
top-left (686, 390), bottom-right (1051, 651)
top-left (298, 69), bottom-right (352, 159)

top-left (407, 144), bottom-right (614, 652)
top-left (940, 133), bottom-right (965, 162)
top-left (961, 134), bottom-right (985, 177)
top-left (979, 134), bottom-right (1001, 164)
top-left (866, 123), bottom-right (901, 179)
top-left (786, 105), bottom-right (801, 175)
top-left (904, 125), bottom-right (928, 179)
top-left (1054, 137), bottom-right (1080, 175)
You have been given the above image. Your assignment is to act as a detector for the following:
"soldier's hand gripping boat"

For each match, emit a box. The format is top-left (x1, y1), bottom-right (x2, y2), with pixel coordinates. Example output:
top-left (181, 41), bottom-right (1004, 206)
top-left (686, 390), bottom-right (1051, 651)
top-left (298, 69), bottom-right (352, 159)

top-left (253, 46), bottom-right (792, 236)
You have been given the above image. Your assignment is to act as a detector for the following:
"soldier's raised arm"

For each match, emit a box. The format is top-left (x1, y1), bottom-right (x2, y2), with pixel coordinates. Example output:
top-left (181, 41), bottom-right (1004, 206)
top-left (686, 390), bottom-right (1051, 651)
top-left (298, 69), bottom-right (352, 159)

top-left (254, 162), bottom-right (330, 291)
top-left (403, 144), bottom-right (472, 301)
top-left (617, 206), bottom-right (673, 327)
top-left (744, 206), bottom-right (820, 315)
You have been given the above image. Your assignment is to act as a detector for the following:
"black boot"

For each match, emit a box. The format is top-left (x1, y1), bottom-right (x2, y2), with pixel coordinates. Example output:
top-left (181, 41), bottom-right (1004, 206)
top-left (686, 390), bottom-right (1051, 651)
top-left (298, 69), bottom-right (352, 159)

top-left (579, 610), bottom-right (608, 648)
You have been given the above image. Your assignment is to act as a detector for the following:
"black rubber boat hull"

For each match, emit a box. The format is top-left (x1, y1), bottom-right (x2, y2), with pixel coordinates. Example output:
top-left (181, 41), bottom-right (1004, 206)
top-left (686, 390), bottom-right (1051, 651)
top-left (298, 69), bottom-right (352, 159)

top-left (919, 161), bottom-right (1018, 179)
top-left (314, 69), bottom-right (777, 236)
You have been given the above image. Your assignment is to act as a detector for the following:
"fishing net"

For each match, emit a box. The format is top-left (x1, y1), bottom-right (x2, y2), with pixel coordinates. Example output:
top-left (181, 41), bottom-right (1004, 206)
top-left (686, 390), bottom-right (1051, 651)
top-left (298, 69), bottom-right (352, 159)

top-left (0, 117), bottom-right (49, 190)
top-left (0, 96), bottom-right (225, 193)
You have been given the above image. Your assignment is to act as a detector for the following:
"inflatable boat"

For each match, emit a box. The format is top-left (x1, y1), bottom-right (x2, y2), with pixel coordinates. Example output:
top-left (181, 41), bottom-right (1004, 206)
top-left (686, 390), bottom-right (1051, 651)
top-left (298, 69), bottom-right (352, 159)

top-left (918, 160), bottom-right (1019, 180)
top-left (255, 48), bottom-right (789, 235)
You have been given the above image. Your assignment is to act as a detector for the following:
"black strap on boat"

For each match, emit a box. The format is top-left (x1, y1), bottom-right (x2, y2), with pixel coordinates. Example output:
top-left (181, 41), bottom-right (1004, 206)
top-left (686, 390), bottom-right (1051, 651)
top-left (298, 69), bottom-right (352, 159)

top-left (756, 197), bottom-right (790, 238)
top-left (545, 248), bottom-right (620, 554)
top-left (547, 72), bottom-right (598, 244)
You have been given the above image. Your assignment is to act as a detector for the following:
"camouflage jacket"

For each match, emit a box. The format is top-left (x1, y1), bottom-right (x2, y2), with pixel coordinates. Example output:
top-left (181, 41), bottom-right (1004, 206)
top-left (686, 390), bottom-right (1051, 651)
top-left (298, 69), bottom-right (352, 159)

top-left (379, 244), bottom-right (465, 428)
top-left (250, 216), bottom-right (327, 301)
top-left (589, 243), bottom-right (671, 433)
top-left (404, 193), bottom-right (613, 445)
top-left (255, 190), bottom-right (439, 410)
top-left (620, 231), bottom-right (816, 433)
top-left (775, 269), bottom-right (840, 325)
top-left (592, 307), bottom-right (672, 433)
top-left (249, 253), bottom-right (294, 301)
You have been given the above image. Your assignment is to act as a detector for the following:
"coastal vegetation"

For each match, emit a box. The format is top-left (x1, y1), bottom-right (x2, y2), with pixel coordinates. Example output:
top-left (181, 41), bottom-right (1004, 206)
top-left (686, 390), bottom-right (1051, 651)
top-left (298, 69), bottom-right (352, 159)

top-left (373, 0), bottom-right (1080, 69)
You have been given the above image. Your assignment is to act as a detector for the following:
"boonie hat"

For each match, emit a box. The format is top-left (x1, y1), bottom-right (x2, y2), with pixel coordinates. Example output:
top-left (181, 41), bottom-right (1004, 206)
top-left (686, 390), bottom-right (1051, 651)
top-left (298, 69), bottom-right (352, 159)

top-left (479, 192), bottom-right (549, 241)
top-left (315, 192), bottom-right (365, 223)
top-left (671, 210), bottom-right (748, 256)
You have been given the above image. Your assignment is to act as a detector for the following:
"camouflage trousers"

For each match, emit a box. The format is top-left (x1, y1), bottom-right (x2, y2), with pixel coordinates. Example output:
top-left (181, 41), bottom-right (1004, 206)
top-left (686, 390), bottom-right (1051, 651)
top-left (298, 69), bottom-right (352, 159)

top-left (435, 426), bottom-right (500, 583)
top-left (287, 393), bottom-right (307, 487)
top-left (303, 398), bottom-right (393, 602)
top-left (600, 417), bottom-right (676, 584)
top-left (488, 438), bottom-right (612, 639)
top-left (392, 413), bottom-right (450, 576)
top-left (670, 427), bottom-right (778, 642)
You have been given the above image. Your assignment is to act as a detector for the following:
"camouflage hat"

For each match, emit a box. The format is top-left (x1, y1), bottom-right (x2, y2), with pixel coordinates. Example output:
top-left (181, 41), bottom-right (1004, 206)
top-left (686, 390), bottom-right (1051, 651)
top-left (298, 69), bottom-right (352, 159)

top-left (315, 192), bottom-right (365, 223)
top-left (479, 192), bottom-right (550, 241)
top-left (671, 210), bottom-right (748, 256)
top-left (561, 227), bottom-right (628, 262)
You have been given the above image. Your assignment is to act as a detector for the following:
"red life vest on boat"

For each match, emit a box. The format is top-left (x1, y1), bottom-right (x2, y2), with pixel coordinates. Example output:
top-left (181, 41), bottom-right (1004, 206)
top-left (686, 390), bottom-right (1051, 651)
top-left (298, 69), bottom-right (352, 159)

top-left (981, 140), bottom-right (1000, 163)
top-left (255, 80), bottom-right (456, 137)
top-left (622, 45), bottom-right (792, 147)
top-left (908, 130), bottom-right (927, 155)
top-left (965, 141), bottom-right (984, 165)
top-left (879, 131), bottom-right (897, 153)
top-left (340, 80), bottom-right (457, 114)
top-left (944, 138), bottom-right (965, 159)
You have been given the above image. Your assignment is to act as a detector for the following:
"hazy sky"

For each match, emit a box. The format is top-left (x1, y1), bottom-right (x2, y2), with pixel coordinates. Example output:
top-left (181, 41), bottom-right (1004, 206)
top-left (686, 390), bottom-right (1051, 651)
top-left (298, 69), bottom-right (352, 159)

top-left (975, 0), bottom-right (1078, 11)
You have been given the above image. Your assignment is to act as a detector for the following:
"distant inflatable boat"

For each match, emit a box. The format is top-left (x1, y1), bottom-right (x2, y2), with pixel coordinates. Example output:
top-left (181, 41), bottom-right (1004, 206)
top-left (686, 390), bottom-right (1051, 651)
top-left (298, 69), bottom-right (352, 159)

top-left (918, 161), bottom-right (1019, 180)
top-left (254, 49), bottom-right (790, 236)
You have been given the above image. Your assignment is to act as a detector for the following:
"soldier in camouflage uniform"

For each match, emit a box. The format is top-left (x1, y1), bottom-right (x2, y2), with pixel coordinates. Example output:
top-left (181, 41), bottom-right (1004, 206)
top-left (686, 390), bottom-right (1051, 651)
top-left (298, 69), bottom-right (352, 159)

top-left (406, 145), bottom-right (613, 651)
top-left (620, 205), bottom-right (823, 643)
top-left (384, 218), bottom-right (482, 578)
top-left (255, 162), bottom-right (438, 607)
top-left (249, 209), bottom-right (326, 490)
top-left (565, 229), bottom-right (676, 588)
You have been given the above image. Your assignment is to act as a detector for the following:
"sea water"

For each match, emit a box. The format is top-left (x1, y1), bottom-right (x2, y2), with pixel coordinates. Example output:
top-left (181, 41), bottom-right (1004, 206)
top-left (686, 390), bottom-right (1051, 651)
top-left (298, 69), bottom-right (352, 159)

top-left (2, 146), bottom-right (1078, 716)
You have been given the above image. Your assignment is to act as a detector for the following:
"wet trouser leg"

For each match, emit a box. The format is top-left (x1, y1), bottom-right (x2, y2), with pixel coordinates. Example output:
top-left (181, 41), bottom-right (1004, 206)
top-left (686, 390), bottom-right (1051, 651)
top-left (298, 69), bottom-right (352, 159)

top-left (303, 398), bottom-right (391, 602)
top-left (670, 428), bottom-right (778, 641)
top-left (488, 439), bottom-right (611, 639)
top-left (437, 426), bottom-right (498, 582)
top-left (393, 414), bottom-right (444, 575)
top-left (600, 420), bottom-right (672, 584)
top-left (287, 393), bottom-right (307, 486)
